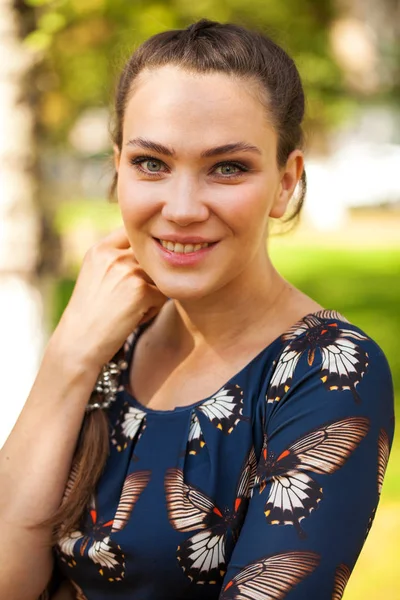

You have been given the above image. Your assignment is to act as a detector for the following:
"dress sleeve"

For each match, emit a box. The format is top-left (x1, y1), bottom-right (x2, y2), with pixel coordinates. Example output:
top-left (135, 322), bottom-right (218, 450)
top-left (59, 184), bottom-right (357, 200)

top-left (219, 324), bottom-right (395, 600)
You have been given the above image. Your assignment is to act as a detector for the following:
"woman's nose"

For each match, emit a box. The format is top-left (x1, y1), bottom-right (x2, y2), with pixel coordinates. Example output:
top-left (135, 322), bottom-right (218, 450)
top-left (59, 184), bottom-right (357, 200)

top-left (161, 176), bottom-right (209, 226)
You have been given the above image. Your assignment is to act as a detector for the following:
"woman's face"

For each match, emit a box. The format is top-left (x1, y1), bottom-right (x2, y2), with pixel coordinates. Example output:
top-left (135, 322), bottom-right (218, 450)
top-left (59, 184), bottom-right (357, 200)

top-left (116, 65), bottom-right (302, 300)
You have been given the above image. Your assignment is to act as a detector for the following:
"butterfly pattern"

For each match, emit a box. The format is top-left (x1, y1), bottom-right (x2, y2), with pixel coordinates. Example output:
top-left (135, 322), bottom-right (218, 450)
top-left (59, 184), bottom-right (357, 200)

top-left (197, 383), bottom-right (246, 433)
top-left (267, 310), bottom-right (369, 404)
top-left (365, 428), bottom-right (391, 539)
top-left (71, 581), bottom-right (88, 600)
top-left (186, 383), bottom-right (246, 454)
top-left (332, 563), bottom-right (351, 600)
top-left (187, 411), bottom-right (206, 455)
top-left (220, 550), bottom-right (320, 599)
top-left (254, 417), bottom-right (370, 536)
top-left (377, 428), bottom-right (391, 495)
top-left (165, 447), bottom-right (257, 583)
top-left (52, 312), bottom-right (393, 599)
top-left (56, 471), bottom-right (151, 582)
top-left (111, 401), bottom-right (147, 453)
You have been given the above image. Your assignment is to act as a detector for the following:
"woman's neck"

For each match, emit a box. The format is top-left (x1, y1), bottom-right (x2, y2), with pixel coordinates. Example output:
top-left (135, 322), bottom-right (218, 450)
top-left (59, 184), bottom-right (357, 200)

top-left (154, 254), bottom-right (317, 356)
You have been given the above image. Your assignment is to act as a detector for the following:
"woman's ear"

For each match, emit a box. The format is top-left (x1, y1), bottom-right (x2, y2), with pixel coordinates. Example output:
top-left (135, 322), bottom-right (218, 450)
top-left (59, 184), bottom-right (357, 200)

top-left (113, 144), bottom-right (121, 173)
top-left (270, 150), bottom-right (304, 218)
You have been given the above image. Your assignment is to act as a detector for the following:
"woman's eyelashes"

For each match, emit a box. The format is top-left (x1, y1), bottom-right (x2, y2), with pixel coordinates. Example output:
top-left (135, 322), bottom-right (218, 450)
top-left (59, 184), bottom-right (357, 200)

top-left (128, 155), bottom-right (251, 180)
top-left (130, 156), bottom-right (165, 177)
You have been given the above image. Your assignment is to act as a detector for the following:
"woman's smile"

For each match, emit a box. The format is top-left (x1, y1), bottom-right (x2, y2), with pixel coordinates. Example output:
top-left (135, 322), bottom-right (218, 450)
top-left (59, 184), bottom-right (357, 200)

top-left (153, 236), bottom-right (219, 266)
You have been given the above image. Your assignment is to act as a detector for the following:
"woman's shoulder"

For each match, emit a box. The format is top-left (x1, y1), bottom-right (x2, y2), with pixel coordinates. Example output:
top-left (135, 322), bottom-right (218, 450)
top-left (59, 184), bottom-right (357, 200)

top-left (266, 308), bottom-right (393, 405)
top-left (259, 309), bottom-right (395, 469)
top-left (273, 308), bottom-right (390, 365)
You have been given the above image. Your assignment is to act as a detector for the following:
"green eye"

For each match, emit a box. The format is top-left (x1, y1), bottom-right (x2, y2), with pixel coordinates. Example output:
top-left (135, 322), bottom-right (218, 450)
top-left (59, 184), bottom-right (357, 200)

top-left (219, 164), bottom-right (239, 175)
top-left (146, 160), bottom-right (162, 172)
top-left (214, 162), bottom-right (248, 177)
top-left (130, 155), bottom-right (167, 177)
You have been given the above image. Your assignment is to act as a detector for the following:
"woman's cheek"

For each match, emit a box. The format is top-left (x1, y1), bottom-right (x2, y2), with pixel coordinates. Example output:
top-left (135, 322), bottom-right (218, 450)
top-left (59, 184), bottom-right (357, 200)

top-left (118, 173), bottom-right (159, 225)
top-left (220, 185), bottom-right (269, 231)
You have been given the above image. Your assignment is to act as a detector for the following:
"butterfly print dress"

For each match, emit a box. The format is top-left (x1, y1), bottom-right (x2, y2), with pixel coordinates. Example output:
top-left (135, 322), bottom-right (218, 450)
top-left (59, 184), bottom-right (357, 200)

top-left (47, 309), bottom-right (394, 600)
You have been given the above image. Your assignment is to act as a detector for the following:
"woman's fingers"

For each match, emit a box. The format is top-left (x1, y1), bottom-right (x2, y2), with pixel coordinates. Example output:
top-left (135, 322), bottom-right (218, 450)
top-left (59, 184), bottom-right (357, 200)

top-left (54, 225), bottom-right (169, 368)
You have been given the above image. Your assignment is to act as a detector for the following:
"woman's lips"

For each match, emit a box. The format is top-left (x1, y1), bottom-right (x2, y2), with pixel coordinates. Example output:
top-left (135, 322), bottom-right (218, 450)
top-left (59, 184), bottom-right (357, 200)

top-left (153, 237), bottom-right (218, 266)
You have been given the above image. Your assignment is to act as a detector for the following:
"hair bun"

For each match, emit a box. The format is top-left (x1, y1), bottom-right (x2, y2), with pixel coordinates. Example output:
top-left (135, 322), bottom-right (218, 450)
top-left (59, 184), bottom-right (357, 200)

top-left (185, 19), bottom-right (219, 36)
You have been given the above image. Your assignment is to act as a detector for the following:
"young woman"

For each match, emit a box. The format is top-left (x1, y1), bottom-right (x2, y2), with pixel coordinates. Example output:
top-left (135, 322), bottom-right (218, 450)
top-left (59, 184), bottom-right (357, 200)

top-left (0, 19), bottom-right (394, 600)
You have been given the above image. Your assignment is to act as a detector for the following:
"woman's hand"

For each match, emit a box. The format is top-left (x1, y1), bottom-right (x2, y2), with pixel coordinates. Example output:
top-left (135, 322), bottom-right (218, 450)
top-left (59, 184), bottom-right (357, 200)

top-left (52, 227), bottom-right (168, 370)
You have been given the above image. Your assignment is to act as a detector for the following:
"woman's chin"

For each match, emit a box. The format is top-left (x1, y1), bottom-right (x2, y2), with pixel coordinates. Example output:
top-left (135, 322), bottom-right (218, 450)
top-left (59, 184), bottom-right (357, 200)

top-left (151, 275), bottom-right (219, 303)
top-left (156, 284), bottom-right (208, 302)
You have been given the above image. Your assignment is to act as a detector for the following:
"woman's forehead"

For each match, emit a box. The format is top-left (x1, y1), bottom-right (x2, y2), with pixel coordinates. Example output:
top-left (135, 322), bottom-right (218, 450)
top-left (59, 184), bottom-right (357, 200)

top-left (123, 65), bottom-right (276, 154)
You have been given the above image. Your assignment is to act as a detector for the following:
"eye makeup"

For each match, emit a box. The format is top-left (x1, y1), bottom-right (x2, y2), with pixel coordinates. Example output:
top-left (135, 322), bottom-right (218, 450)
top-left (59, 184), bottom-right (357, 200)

top-left (128, 154), bottom-right (252, 180)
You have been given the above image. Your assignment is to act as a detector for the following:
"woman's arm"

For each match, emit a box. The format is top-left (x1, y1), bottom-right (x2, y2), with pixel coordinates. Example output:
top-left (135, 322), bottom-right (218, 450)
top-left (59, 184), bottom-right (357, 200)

top-left (219, 329), bottom-right (394, 599)
top-left (0, 229), bottom-right (167, 600)
top-left (0, 340), bottom-right (101, 599)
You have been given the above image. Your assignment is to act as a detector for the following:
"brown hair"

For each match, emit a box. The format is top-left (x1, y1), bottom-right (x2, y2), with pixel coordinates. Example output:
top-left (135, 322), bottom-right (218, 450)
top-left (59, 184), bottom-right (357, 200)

top-left (48, 18), bottom-right (307, 541)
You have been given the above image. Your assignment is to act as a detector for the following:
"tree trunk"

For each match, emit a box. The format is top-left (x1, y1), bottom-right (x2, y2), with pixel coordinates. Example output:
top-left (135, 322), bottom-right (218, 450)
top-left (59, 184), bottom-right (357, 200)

top-left (0, 0), bottom-right (43, 447)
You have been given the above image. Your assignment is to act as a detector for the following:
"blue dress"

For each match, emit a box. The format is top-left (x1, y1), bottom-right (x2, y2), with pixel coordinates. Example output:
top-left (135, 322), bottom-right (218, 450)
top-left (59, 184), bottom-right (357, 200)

top-left (53, 309), bottom-right (394, 599)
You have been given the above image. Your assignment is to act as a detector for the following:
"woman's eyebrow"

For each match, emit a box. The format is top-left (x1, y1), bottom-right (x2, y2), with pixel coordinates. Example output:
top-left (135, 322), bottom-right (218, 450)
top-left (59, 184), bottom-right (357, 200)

top-left (126, 137), bottom-right (174, 156)
top-left (126, 137), bottom-right (262, 157)
top-left (201, 142), bottom-right (262, 157)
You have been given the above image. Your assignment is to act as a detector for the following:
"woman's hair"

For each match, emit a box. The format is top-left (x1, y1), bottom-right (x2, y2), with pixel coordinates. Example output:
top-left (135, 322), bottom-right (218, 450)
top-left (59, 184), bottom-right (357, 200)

top-left (47, 18), bottom-right (307, 541)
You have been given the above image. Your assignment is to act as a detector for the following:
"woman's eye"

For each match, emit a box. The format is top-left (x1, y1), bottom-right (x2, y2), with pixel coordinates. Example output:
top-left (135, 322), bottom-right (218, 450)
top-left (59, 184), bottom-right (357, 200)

top-left (213, 162), bottom-right (248, 177)
top-left (144, 159), bottom-right (163, 172)
top-left (129, 156), bottom-right (248, 179)
top-left (130, 156), bottom-right (166, 176)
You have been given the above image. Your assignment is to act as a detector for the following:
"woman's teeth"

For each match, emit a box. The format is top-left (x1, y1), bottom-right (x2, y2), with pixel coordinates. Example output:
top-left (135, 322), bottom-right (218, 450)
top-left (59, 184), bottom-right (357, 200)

top-left (159, 240), bottom-right (210, 253)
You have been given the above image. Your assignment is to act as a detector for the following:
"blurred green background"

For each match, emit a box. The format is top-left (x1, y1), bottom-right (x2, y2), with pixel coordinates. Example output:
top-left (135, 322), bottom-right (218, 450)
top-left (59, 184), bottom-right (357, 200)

top-left (1, 0), bottom-right (399, 598)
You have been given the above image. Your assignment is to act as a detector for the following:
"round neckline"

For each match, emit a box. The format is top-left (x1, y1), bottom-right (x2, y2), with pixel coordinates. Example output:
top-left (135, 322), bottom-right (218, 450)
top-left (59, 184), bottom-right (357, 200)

top-left (120, 308), bottom-right (335, 415)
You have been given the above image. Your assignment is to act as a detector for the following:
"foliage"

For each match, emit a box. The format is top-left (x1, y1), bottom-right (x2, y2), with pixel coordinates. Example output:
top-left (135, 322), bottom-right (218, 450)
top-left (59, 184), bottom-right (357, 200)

top-left (24, 0), bottom-right (348, 146)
